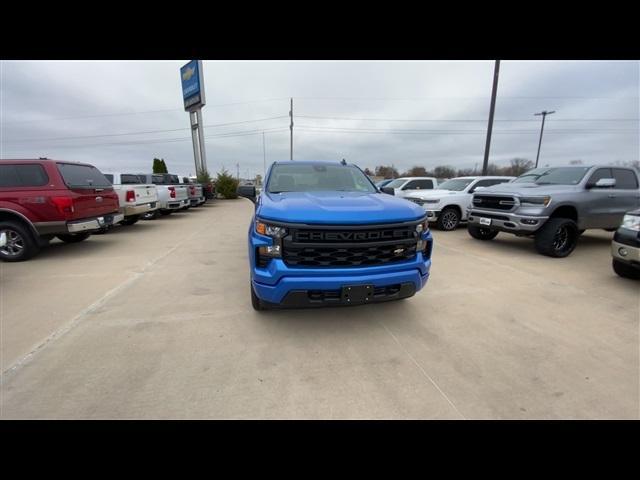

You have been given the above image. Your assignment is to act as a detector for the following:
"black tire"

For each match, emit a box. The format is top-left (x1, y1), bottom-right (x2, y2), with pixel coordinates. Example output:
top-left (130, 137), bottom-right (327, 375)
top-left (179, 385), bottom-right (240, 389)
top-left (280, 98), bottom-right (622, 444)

top-left (56, 232), bottom-right (91, 243)
top-left (93, 226), bottom-right (112, 235)
top-left (534, 218), bottom-right (579, 258)
top-left (0, 221), bottom-right (40, 262)
top-left (612, 259), bottom-right (640, 280)
top-left (437, 207), bottom-right (460, 231)
top-left (468, 224), bottom-right (499, 241)
top-left (120, 215), bottom-right (140, 226)
top-left (159, 210), bottom-right (172, 216)
top-left (578, 229), bottom-right (586, 235)
top-left (251, 282), bottom-right (264, 311)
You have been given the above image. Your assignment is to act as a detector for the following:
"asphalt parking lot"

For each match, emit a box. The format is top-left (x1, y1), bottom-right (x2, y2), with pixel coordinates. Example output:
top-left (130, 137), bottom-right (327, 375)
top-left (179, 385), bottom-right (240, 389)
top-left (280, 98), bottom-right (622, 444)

top-left (1, 200), bottom-right (638, 419)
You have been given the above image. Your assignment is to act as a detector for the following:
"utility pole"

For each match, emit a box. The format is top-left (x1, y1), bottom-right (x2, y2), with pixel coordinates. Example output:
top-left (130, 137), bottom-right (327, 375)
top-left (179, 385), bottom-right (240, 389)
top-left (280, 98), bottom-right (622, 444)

top-left (289, 98), bottom-right (293, 161)
top-left (482, 60), bottom-right (500, 176)
top-left (262, 131), bottom-right (266, 177)
top-left (534, 110), bottom-right (556, 168)
top-left (236, 162), bottom-right (240, 181)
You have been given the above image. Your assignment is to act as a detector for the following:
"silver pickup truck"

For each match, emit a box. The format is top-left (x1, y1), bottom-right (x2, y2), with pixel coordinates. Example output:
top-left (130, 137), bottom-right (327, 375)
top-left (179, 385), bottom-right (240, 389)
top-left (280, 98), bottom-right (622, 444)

top-left (467, 165), bottom-right (640, 257)
top-left (136, 173), bottom-right (190, 217)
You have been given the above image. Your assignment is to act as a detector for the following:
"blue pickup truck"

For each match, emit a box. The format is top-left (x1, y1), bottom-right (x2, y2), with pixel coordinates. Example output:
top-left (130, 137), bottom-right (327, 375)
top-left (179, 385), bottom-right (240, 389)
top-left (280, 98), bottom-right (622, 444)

top-left (238, 161), bottom-right (434, 310)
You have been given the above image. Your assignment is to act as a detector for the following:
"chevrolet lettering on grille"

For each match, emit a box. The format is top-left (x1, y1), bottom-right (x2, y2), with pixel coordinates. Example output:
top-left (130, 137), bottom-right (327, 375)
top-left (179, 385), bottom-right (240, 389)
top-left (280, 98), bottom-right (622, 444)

top-left (295, 230), bottom-right (412, 242)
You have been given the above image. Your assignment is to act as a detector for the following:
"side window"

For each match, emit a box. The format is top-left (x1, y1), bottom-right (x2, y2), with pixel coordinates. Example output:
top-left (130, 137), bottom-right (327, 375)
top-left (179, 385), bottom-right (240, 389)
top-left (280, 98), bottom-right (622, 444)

top-left (587, 168), bottom-right (612, 186)
top-left (469, 179), bottom-right (494, 193)
top-left (403, 180), bottom-right (433, 190)
top-left (104, 174), bottom-right (114, 183)
top-left (612, 169), bottom-right (639, 189)
top-left (0, 164), bottom-right (49, 187)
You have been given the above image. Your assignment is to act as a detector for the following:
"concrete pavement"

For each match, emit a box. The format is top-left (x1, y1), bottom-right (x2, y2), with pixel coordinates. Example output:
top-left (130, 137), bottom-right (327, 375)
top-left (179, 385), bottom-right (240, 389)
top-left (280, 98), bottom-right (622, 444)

top-left (1, 199), bottom-right (638, 419)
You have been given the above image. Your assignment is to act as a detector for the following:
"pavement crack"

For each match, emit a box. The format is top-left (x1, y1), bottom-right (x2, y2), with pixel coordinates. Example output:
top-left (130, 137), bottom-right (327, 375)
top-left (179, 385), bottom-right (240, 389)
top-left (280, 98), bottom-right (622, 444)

top-left (377, 319), bottom-right (466, 420)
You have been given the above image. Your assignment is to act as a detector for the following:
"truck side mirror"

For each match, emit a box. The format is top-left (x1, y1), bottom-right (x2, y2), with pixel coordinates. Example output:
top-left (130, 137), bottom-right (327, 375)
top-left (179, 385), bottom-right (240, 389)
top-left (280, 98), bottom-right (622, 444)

top-left (237, 185), bottom-right (257, 202)
top-left (381, 187), bottom-right (395, 195)
top-left (588, 178), bottom-right (616, 189)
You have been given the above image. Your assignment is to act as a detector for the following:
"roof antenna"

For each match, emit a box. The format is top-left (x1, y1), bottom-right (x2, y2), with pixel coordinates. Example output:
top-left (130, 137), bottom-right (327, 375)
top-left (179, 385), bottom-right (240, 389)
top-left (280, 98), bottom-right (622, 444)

top-left (341, 158), bottom-right (347, 165)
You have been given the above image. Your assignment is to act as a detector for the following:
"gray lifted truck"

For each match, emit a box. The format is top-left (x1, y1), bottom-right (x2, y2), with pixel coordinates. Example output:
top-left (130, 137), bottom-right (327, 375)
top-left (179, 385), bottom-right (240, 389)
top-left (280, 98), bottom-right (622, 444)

top-left (467, 166), bottom-right (640, 257)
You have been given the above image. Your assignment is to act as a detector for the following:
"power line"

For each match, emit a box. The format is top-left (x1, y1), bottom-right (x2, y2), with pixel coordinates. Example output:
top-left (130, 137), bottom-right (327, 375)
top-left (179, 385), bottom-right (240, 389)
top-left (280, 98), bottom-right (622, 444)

top-left (1, 127), bottom-right (289, 151)
top-left (296, 126), bottom-right (637, 135)
top-left (2, 98), bottom-right (291, 125)
top-left (3, 116), bottom-right (289, 143)
top-left (296, 114), bottom-right (639, 123)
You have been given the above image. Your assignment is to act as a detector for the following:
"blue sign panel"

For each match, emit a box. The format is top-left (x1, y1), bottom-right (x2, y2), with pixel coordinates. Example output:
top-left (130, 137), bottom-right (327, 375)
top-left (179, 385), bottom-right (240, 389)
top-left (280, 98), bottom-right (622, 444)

top-left (180, 60), bottom-right (205, 111)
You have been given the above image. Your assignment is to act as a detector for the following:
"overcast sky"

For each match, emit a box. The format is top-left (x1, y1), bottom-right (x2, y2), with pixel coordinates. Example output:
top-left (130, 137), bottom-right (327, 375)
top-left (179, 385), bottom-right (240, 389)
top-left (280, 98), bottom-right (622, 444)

top-left (1, 60), bottom-right (638, 178)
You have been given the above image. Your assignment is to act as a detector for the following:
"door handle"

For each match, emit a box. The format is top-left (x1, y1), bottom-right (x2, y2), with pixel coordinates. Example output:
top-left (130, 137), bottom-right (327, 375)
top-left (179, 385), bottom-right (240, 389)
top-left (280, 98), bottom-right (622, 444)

top-left (608, 194), bottom-right (616, 198)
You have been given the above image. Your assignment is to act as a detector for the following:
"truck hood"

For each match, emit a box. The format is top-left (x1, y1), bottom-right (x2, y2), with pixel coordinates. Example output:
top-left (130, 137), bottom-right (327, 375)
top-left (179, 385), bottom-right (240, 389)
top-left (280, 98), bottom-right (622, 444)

top-left (478, 183), bottom-right (581, 195)
top-left (257, 191), bottom-right (425, 225)
top-left (406, 189), bottom-right (462, 199)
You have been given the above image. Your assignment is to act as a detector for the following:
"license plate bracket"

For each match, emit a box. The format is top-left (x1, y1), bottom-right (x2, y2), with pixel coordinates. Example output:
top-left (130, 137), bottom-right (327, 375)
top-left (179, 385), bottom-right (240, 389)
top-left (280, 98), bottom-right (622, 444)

top-left (341, 284), bottom-right (374, 304)
top-left (479, 217), bottom-right (492, 226)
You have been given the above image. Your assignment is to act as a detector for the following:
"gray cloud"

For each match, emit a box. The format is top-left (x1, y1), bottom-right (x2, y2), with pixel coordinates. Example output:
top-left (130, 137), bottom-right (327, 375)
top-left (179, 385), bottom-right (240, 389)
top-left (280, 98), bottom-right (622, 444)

top-left (1, 60), bottom-right (637, 178)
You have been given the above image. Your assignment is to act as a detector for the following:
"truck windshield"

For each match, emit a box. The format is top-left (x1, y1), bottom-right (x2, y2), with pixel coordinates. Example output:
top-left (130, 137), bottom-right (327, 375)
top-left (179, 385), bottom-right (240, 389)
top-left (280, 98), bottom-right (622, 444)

top-left (437, 178), bottom-right (474, 191)
top-left (513, 167), bottom-right (591, 185)
top-left (267, 164), bottom-right (376, 193)
top-left (385, 179), bottom-right (406, 189)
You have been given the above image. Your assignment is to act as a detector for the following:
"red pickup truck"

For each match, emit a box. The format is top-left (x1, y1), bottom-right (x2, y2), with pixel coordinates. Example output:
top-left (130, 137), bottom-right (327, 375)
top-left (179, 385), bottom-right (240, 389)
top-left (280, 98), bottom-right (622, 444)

top-left (0, 159), bottom-right (123, 262)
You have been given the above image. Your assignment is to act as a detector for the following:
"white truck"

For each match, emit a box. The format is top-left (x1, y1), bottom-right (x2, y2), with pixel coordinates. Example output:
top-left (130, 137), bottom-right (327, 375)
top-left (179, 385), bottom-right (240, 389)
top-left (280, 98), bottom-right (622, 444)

top-left (136, 173), bottom-right (190, 217)
top-left (103, 173), bottom-right (159, 226)
top-left (178, 176), bottom-right (206, 207)
top-left (380, 177), bottom-right (440, 198)
top-left (404, 176), bottom-right (514, 230)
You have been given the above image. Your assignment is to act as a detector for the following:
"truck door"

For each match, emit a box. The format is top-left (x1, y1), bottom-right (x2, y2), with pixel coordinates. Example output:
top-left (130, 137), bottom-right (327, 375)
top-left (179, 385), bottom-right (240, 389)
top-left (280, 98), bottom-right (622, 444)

top-left (610, 168), bottom-right (640, 226)
top-left (584, 168), bottom-right (616, 228)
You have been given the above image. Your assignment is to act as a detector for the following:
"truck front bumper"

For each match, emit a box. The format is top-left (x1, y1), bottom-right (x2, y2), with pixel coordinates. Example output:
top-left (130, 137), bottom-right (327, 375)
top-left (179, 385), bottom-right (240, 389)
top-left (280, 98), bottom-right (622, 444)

top-left (67, 213), bottom-right (125, 233)
top-left (251, 230), bottom-right (433, 306)
top-left (468, 208), bottom-right (549, 234)
top-left (612, 228), bottom-right (640, 268)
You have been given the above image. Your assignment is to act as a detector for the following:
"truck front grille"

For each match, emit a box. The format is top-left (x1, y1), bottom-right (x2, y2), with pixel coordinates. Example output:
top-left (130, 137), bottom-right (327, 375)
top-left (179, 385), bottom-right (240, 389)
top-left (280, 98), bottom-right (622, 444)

top-left (282, 224), bottom-right (419, 268)
top-left (472, 195), bottom-right (516, 211)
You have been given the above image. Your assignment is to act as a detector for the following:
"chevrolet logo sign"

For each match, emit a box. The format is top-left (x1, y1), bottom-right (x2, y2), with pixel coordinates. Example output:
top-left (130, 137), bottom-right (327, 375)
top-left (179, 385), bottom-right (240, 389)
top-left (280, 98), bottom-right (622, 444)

top-left (182, 66), bottom-right (195, 81)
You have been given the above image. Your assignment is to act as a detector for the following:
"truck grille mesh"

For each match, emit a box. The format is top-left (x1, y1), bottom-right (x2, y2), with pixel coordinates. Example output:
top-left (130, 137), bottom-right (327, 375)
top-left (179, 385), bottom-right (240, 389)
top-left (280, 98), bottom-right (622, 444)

top-left (472, 195), bottom-right (516, 211)
top-left (282, 224), bottom-right (419, 268)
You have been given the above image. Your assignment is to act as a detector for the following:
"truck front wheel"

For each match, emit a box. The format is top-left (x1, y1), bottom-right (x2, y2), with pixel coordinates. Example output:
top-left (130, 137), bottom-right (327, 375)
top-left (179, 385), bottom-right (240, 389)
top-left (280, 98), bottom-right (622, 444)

top-left (0, 221), bottom-right (40, 262)
top-left (612, 259), bottom-right (640, 280)
top-left (251, 282), bottom-right (264, 311)
top-left (468, 224), bottom-right (499, 241)
top-left (437, 207), bottom-right (460, 231)
top-left (534, 218), bottom-right (579, 257)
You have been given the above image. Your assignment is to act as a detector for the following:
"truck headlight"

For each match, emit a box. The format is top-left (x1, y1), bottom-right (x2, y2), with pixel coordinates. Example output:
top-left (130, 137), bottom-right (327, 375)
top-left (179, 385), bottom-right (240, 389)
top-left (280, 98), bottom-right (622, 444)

top-left (255, 220), bottom-right (287, 238)
top-left (520, 196), bottom-right (551, 207)
top-left (621, 214), bottom-right (640, 232)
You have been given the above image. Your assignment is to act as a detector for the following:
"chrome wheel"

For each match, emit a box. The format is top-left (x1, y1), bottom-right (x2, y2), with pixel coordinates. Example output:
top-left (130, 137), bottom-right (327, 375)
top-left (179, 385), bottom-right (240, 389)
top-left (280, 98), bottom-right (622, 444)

top-left (0, 229), bottom-right (25, 258)
top-left (441, 211), bottom-right (459, 230)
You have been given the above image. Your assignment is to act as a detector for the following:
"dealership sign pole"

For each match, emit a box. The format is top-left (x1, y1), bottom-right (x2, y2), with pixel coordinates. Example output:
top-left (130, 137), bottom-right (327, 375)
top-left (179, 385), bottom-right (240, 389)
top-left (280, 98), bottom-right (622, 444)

top-left (180, 60), bottom-right (208, 177)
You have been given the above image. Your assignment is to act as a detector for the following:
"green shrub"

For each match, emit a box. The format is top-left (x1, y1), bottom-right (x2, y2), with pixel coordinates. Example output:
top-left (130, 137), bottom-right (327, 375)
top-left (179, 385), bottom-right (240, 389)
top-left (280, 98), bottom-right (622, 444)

top-left (216, 169), bottom-right (239, 199)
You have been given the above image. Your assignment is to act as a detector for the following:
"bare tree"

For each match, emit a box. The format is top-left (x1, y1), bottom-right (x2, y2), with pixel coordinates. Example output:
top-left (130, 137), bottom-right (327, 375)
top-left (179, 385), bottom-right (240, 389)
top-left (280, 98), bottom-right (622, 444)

top-left (375, 165), bottom-right (400, 179)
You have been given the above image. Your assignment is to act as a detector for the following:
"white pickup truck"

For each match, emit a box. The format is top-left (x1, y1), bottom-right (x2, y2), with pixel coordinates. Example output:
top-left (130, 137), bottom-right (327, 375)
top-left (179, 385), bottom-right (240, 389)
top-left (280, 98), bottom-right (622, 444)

top-left (103, 173), bottom-right (159, 226)
top-left (136, 173), bottom-right (190, 216)
top-left (178, 176), bottom-right (206, 207)
top-left (404, 176), bottom-right (515, 230)
top-left (381, 177), bottom-right (441, 198)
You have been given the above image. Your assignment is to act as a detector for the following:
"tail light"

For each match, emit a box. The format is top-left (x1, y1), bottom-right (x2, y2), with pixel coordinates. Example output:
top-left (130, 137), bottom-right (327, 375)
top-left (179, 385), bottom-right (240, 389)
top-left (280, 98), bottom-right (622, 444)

top-left (126, 190), bottom-right (136, 202)
top-left (51, 196), bottom-right (75, 219)
top-left (168, 186), bottom-right (176, 199)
